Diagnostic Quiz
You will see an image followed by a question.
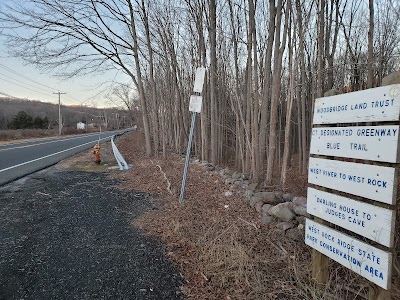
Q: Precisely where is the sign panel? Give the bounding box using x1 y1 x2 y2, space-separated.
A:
189 95 202 113
193 67 206 93
313 84 400 124
308 157 397 205
305 219 393 289
310 125 400 163
307 187 396 247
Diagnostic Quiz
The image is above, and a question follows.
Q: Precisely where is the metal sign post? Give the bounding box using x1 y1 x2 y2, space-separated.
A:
179 67 206 204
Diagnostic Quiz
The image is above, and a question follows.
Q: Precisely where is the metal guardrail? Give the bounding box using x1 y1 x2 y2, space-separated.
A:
111 134 129 170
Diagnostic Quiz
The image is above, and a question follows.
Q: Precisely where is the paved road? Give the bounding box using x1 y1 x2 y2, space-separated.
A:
0 130 126 186
0 167 182 299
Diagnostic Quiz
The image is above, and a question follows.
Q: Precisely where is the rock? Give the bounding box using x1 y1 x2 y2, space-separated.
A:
295 216 306 225
261 215 275 224
232 171 241 180
253 191 280 204
233 180 242 186
224 178 235 185
292 196 307 207
248 182 258 191
382 72 400 85
261 204 273 215
230 180 241 190
286 228 304 241
281 202 295 210
324 89 342 97
244 190 254 200
282 193 294 202
276 222 295 231
269 203 295 222
240 180 250 189
193 159 200 163
205 164 215 171
255 201 264 213
293 205 309 217
222 168 234 176
274 191 284 201
224 191 233 197
250 196 261 207
297 224 305 230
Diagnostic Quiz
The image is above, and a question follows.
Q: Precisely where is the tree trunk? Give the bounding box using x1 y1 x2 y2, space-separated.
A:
209 0 217 165
266 0 289 185
141 0 159 156
127 0 152 156
259 1 276 179
367 0 374 88
281 3 295 186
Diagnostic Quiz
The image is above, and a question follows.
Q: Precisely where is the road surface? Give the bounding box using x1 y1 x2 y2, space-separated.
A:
0 130 126 186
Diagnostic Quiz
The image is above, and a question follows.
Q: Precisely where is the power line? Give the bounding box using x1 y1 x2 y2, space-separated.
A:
0 63 85 105
0 76 56 100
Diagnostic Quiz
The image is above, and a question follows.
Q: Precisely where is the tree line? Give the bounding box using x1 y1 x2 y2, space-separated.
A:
1 0 399 186
8 111 50 130
0 98 134 131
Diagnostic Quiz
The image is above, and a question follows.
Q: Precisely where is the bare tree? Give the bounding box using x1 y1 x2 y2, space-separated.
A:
0 0 153 154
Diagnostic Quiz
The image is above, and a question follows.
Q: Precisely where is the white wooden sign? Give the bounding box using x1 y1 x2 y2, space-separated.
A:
193 67 206 93
310 125 400 163
307 187 396 247
313 84 400 124
305 219 393 289
308 157 397 205
189 95 202 113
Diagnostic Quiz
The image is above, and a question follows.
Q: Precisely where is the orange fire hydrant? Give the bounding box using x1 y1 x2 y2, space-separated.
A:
93 143 101 164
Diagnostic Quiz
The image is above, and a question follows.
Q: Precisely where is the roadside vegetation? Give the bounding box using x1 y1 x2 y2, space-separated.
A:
115 131 400 300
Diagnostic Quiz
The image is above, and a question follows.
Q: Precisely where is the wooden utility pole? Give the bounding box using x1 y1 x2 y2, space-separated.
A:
54 91 66 135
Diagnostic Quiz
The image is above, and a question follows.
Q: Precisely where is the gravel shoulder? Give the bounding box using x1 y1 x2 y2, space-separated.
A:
0 142 182 300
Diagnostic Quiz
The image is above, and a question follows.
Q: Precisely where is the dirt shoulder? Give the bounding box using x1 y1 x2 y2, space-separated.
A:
0 141 182 299
115 131 400 300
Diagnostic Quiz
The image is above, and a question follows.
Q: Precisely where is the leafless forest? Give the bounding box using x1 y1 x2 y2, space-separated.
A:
1 0 399 185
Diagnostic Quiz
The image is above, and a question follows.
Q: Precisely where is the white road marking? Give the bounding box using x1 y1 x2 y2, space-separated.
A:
0 136 111 173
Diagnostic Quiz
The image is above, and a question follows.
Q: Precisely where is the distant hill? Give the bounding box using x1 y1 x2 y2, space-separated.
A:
0 97 133 130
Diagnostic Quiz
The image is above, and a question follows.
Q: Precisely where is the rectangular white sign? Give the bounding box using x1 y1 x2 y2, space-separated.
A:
310 125 400 163
305 219 393 289
313 84 400 124
193 67 206 93
189 95 202 113
308 157 397 205
307 187 396 247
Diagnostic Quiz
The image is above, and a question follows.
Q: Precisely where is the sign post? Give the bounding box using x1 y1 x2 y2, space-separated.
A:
306 84 400 299
179 67 206 204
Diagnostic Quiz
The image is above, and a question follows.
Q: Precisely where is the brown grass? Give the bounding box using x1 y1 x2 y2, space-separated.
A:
0 129 58 142
115 131 400 300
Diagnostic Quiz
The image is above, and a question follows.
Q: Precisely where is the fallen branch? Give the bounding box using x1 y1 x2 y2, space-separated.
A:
238 217 259 231
150 160 173 195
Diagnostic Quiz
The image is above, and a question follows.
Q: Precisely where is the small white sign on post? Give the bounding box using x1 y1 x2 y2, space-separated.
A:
313 84 400 124
305 219 393 289
189 95 202 113
310 125 400 163
308 157 397 205
307 187 396 247
193 67 206 93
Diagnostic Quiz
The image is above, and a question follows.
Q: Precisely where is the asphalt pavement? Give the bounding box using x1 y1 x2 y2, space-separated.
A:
0 130 126 186
0 166 182 299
